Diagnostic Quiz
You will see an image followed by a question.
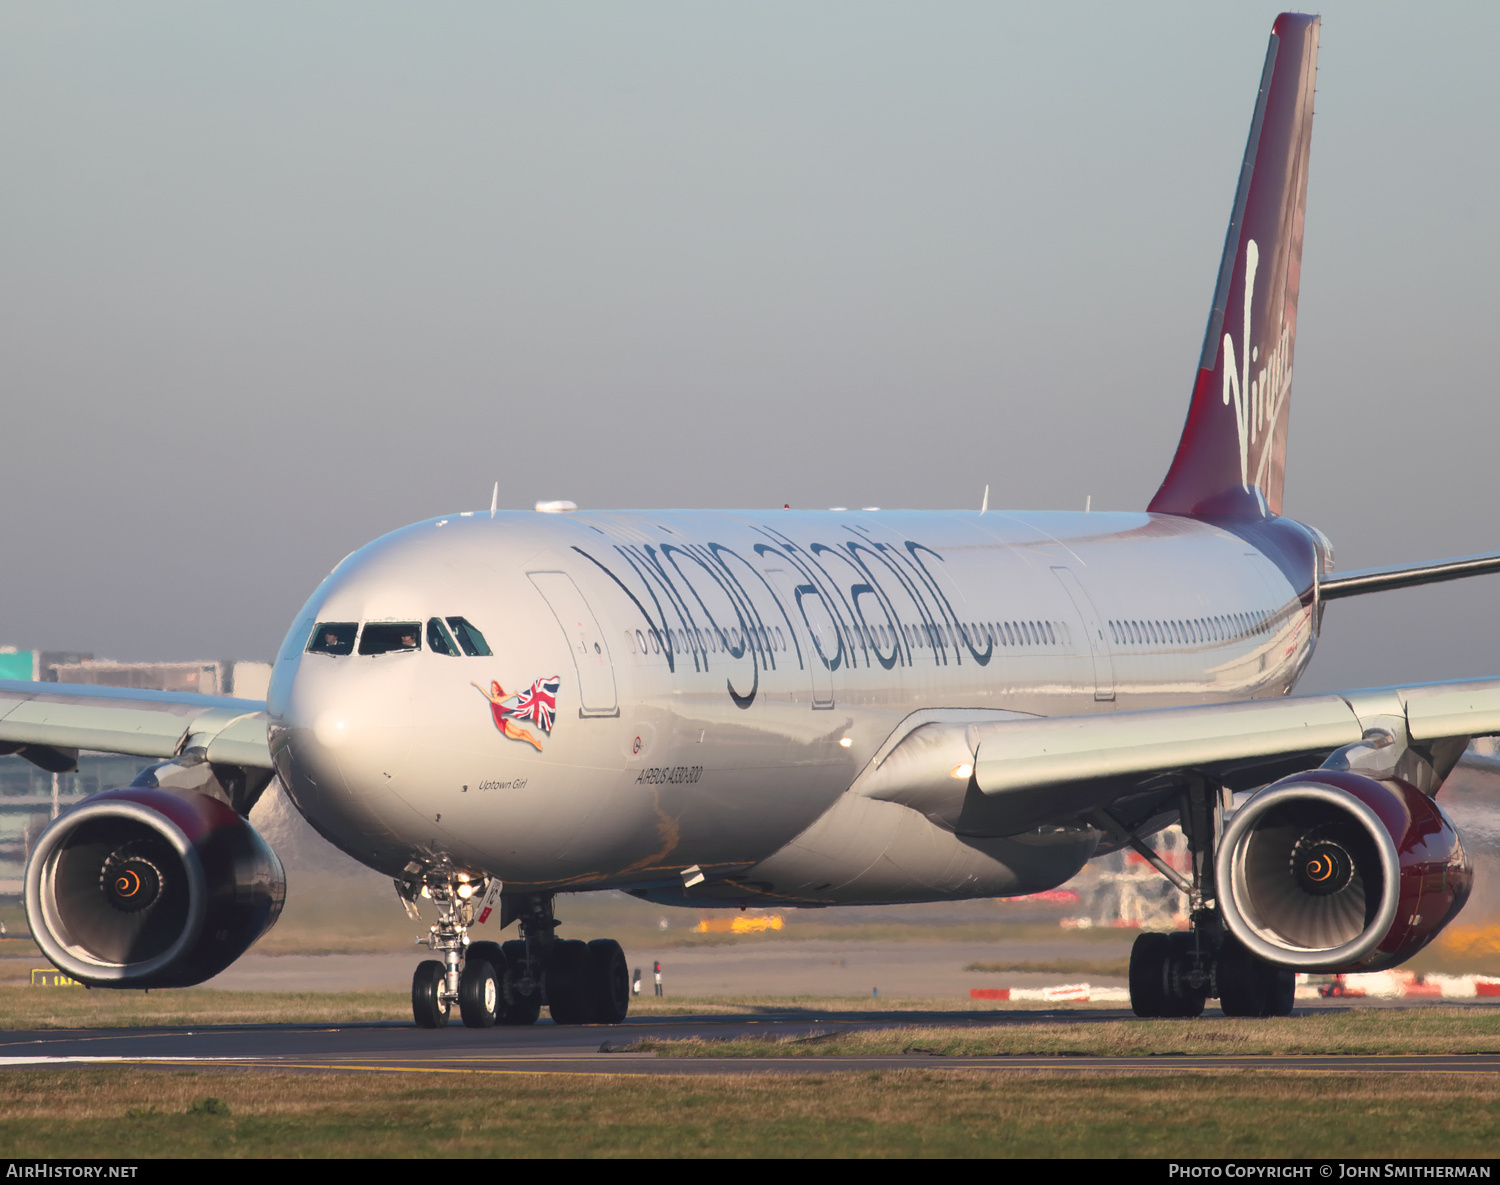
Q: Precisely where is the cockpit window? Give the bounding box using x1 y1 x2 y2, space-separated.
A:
280 617 315 662
446 617 492 656
307 622 357 656
426 617 461 657
359 622 422 656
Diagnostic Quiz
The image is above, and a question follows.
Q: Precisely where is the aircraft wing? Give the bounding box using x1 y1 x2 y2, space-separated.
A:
0 679 272 772
855 678 1500 839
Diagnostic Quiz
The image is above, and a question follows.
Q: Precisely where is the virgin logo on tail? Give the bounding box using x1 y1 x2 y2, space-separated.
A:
1222 238 1293 491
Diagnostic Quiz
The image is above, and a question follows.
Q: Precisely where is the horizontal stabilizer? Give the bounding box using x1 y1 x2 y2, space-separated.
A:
1320 552 1500 600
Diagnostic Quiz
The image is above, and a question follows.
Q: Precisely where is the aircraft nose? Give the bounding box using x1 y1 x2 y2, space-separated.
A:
269 653 419 869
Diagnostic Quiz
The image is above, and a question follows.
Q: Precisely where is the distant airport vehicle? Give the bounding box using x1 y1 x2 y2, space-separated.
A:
5 13 1496 1024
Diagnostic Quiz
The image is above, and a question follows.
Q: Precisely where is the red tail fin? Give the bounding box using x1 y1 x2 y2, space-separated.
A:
1150 13 1319 519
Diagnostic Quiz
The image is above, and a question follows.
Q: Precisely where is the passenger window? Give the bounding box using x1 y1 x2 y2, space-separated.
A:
427 618 461 657
307 622 358 656
359 622 421 656
446 617 493 657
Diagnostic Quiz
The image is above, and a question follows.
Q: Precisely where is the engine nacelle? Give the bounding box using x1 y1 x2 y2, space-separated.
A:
25 788 285 988
1217 770 1471 973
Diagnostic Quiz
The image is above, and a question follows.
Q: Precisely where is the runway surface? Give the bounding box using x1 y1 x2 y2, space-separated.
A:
3 1006 1499 1077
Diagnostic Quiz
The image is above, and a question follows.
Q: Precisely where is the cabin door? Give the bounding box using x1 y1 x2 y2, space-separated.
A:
528 570 620 717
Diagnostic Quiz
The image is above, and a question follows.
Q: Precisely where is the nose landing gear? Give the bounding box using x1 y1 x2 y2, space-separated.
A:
398 872 632 1029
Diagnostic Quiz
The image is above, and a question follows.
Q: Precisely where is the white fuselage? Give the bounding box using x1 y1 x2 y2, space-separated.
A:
266 508 1319 906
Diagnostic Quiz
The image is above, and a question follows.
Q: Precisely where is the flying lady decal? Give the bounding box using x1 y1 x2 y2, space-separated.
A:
473 676 560 752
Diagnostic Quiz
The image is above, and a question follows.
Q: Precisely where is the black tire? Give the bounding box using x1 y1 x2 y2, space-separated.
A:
459 956 500 1029
1129 932 1171 1017
588 938 630 1024
547 938 594 1025
1165 932 1207 1018
1262 962 1296 1017
500 939 541 1026
469 940 506 974
1217 934 1269 1017
412 959 450 1029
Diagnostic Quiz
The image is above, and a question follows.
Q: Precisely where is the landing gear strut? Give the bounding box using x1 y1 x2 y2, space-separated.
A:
1107 782 1295 1019
397 871 631 1029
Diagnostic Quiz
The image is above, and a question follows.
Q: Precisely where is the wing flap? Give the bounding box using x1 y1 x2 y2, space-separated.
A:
1401 681 1500 741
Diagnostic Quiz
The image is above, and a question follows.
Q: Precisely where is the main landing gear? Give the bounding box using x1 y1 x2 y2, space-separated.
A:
400 873 630 1029
1103 781 1294 1019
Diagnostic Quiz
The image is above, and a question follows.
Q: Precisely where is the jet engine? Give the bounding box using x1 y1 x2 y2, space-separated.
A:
1216 770 1471 973
25 788 285 988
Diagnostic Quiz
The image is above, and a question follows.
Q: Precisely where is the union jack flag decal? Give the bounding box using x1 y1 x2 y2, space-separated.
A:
504 675 560 734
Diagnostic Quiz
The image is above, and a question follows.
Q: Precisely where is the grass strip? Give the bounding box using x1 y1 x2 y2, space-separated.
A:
632 1007 1500 1058
0 1066 1494 1158
0 987 410 1029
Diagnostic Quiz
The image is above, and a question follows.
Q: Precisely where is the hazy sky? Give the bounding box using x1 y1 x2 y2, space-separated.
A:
2 3 1498 694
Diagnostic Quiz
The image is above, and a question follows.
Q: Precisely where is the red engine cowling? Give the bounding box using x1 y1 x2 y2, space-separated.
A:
1216 770 1471 973
25 788 285 988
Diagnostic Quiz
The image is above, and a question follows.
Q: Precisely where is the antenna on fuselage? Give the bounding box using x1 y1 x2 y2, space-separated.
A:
490 483 498 519
980 485 989 515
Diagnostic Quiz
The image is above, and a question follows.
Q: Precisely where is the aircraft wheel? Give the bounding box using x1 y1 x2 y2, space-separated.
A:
588 938 630 1024
1262 963 1296 1017
500 939 542 1026
547 939 595 1025
1165 932 1206 1018
1129 932 1171 1017
1217 935 1271 1017
412 959 450 1029
468 940 506 973
459 956 500 1029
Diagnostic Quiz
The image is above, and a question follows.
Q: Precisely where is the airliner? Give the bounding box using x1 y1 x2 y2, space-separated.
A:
6 13 1498 1026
